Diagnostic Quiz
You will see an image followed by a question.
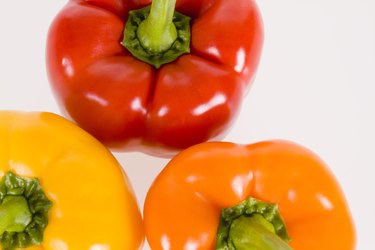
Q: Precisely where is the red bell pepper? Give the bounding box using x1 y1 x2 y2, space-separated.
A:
46 0 263 156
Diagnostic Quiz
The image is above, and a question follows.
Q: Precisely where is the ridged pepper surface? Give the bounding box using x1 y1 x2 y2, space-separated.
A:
46 0 263 156
0 111 144 249
144 140 355 249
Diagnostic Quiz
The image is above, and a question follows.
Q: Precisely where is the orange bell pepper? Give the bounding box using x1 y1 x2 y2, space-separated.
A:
144 140 355 249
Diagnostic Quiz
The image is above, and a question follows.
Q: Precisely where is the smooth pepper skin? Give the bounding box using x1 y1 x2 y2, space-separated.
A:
144 140 356 249
46 0 263 157
0 111 144 249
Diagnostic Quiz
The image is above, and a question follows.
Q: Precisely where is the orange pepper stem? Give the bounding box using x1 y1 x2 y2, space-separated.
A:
0 172 52 249
227 214 292 250
215 197 291 250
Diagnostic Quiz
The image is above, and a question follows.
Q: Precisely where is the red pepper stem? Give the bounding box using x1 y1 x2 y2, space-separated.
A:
137 0 178 53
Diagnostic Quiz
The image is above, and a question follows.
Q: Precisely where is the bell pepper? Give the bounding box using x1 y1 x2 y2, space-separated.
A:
46 0 263 156
144 140 356 249
0 111 144 249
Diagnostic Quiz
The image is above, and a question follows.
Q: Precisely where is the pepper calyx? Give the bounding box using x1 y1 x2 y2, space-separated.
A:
0 172 52 250
122 5 191 68
215 197 292 250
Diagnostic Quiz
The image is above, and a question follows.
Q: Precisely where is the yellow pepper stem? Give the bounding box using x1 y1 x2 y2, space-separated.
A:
0 196 32 235
0 172 52 249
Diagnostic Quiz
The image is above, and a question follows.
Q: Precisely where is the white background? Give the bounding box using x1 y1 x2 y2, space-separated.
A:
0 1 374 249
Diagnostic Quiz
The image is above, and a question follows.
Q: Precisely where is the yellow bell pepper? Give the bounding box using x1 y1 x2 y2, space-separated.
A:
0 111 144 249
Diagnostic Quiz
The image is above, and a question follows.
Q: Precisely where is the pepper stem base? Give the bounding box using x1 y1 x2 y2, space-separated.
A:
215 197 292 250
229 214 292 250
122 6 191 68
0 172 52 250
0 196 32 235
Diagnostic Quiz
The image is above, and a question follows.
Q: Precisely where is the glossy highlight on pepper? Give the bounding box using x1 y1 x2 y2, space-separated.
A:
144 140 356 249
0 111 144 249
46 0 264 156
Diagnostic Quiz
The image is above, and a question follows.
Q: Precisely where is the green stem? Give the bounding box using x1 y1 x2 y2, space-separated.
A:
215 197 292 250
0 172 52 250
0 196 32 235
122 1 191 68
137 0 178 53
229 214 292 250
